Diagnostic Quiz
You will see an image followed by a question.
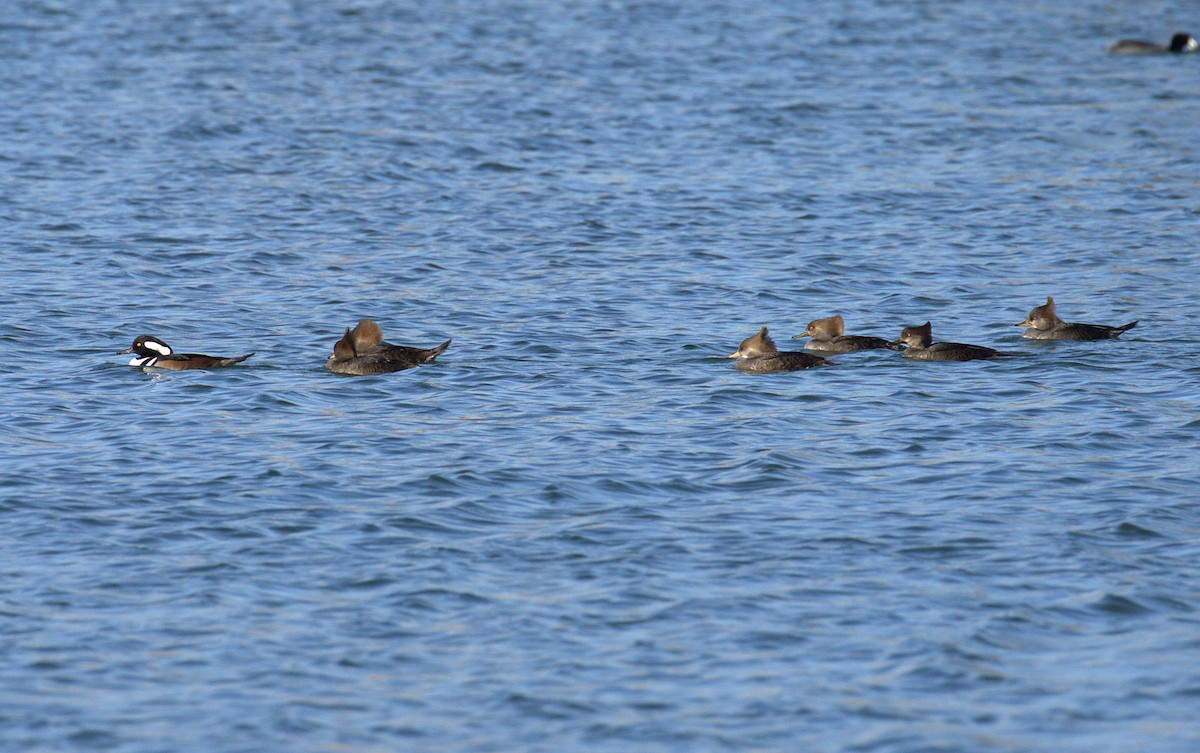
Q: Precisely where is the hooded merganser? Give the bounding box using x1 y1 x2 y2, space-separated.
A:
119 335 253 370
792 314 900 353
326 319 451 375
1015 296 1138 341
727 327 830 372
893 322 1003 361
1109 32 1198 54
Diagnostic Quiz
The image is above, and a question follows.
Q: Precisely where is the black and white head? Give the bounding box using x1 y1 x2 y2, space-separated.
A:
1169 32 1198 53
119 335 173 366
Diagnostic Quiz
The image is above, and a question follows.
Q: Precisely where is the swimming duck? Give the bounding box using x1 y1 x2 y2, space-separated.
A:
893 322 1003 361
728 327 830 372
1109 32 1197 54
1015 297 1138 340
119 335 253 370
326 319 451 375
792 314 900 353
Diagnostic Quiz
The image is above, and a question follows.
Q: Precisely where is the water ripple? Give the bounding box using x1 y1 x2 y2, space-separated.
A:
2 1 1199 752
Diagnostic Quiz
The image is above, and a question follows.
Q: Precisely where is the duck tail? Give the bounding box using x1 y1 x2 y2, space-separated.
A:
1112 320 1138 337
222 353 254 366
421 340 451 363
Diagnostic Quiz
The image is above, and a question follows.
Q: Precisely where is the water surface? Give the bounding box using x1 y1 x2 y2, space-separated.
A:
2 1 1199 751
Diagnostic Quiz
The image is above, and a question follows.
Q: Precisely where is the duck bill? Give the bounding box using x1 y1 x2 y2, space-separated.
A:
889 340 907 349
118 347 134 354
1014 321 1032 327
726 351 741 359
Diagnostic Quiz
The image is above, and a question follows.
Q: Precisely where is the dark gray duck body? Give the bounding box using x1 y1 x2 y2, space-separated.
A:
729 327 830 372
894 322 1003 362
1016 297 1137 341
326 319 450 375
793 315 900 354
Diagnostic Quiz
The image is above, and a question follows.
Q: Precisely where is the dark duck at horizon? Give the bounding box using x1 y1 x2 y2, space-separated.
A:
1109 32 1197 54
120 335 253 370
893 322 1004 361
728 327 830 372
1015 297 1137 341
792 314 901 353
326 319 451 375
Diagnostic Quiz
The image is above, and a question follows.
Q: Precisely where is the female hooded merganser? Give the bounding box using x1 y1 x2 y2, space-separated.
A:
326 319 451 375
1109 32 1198 54
1015 297 1138 340
893 322 1003 361
119 335 253 370
728 327 830 372
792 314 900 353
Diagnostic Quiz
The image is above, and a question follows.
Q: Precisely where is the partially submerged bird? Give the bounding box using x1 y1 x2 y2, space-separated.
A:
792 314 900 354
727 327 830 372
119 335 253 370
893 322 1003 361
326 319 451 375
1109 32 1198 54
1015 296 1137 341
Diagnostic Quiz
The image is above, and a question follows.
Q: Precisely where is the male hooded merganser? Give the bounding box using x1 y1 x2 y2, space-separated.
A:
1109 32 1198 54
792 314 900 353
1015 296 1138 341
119 335 253 370
326 319 451 375
893 322 1003 361
728 327 830 372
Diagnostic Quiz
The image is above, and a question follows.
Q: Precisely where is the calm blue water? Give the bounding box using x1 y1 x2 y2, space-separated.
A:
2 1 1199 751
